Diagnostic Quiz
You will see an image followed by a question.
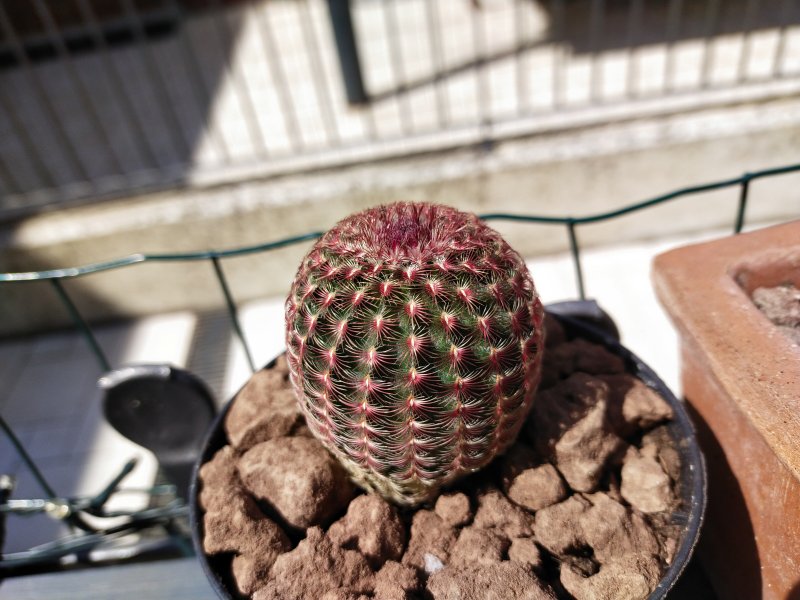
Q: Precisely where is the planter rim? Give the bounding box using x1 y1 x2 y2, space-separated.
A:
190 311 707 600
652 220 800 481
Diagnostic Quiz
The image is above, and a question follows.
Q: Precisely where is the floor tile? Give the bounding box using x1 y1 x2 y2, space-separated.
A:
0 339 33 411
1 357 101 425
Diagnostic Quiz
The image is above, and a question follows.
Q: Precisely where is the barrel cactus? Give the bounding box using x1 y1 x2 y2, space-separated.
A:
285 202 544 506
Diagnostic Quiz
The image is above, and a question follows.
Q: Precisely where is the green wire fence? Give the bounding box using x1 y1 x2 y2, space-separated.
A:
2 162 799 376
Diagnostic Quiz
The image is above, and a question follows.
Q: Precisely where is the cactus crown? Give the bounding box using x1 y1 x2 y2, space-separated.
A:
285 202 544 505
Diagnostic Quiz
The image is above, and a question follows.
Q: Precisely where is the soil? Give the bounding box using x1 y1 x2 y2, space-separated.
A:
198 314 683 600
752 284 800 345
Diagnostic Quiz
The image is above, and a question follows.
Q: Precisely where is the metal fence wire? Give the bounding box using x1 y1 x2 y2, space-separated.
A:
0 0 799 217
1 161 799 374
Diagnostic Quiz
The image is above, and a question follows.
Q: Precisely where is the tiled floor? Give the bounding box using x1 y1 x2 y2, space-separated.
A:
0 225 735 554
0 313 195 553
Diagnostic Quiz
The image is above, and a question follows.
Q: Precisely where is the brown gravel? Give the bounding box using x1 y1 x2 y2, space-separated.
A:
224 367 304 453
427 562 557 599
373 561 421 600
526 373 612 457
449 526 509 565
197 446 241 512
198 323 686 600
202 493 289 558
620 446 675 514
561 554 662 600
232 553 282 597
434 492 472 527
472 488 535 539
501 444 568 511
642 426 681 483
508 536 543 569
328 494 407 568
579 493 660 563
252 527 374 600
401 509 458 572
238 436 356 529
599 374 674 436
554 398 626 493
533 495 591 556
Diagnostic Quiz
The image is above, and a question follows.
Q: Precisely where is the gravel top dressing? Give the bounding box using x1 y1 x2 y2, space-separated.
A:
198 313 685 600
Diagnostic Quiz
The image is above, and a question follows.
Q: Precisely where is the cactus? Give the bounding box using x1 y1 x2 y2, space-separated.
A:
285 202 544 505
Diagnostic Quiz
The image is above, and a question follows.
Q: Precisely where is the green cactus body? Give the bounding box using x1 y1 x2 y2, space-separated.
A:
285 203 544 505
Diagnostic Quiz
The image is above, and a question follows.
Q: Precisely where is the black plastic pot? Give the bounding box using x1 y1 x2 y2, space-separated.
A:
190 306 706 600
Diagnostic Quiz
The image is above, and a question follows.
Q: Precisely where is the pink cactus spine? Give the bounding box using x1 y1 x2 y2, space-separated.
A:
285 202 544 505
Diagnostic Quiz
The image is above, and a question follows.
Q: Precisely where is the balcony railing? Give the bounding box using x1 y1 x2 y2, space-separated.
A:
0 0 799 219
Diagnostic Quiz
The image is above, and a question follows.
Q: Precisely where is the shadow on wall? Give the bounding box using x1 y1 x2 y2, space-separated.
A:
0 0 245 210
4 0 800 209
546 0 800 54
366 0 800 104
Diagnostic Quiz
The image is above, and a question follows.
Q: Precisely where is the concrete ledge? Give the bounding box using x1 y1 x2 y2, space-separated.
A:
2 94 800 336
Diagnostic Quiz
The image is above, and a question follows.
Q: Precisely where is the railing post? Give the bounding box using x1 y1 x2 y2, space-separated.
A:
567 220 586 301
326 0 368 105
50 279 111 372
211 257 256 374
0 416 57 498
734 175 751 234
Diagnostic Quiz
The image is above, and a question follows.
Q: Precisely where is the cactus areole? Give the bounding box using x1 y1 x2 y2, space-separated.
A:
285 203 544 506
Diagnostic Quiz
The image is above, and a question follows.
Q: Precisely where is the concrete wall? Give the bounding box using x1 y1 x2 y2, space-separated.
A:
2 94 799 337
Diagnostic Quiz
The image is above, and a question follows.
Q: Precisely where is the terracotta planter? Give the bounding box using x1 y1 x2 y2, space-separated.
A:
652 220 800 600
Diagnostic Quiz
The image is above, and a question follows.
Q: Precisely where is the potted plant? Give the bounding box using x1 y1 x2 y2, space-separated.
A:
192 203 705 599
652 220 800 600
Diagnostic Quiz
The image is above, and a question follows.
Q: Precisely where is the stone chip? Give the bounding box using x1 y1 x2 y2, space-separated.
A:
328 494 407 569
426 562 557 600
238 436 356 529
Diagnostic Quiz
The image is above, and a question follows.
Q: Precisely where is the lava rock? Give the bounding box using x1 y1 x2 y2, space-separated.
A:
253 527 374 600
426 562 557 599
238 436 356 529
328 494 407 568
502 444 567 512
232 553 280 597
225 367 303 452
620 446 675 514
508 536 543 570
198 445 241 512
561 554 662 600
373 561 421 600
449 526 509 565
599 374 674 436
202 493 290 558
434 492 472 527
401 510 458 571
526 373 610 457
473 489 534 538
554 398 626 493
533 495 591 556
579 493 660 563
